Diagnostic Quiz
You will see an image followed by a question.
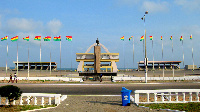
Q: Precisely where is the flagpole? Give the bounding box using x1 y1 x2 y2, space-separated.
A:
162 37 164 81
6 42 8 77
60 40 61 76
28 40 29 80
182 40 184 68
17 41 18 76
191 35 194 72
152 37 154 70
50 36 52 76
132 37 134 69
40 41 41 62
123 39 125 75
172 39 174 80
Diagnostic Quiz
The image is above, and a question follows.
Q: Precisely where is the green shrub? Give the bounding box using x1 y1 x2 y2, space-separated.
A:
0 85 22 105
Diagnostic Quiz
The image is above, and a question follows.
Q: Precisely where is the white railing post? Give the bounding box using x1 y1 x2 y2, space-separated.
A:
41 97 44 106
154 93 157 102
147 93 149 103
196 92 199 101
189 92 192 102
183 92 185 102
13 100 16 105
48 97 51 105
169 92 171 102
20 96 23 105
27 96 30 105
34 97 37 105
0 95 1 105
5 98 9 105
134 92 139 103
161 93 164 102
176 92 178 102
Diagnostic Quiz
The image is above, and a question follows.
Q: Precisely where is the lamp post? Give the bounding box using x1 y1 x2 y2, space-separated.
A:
141 11 148 83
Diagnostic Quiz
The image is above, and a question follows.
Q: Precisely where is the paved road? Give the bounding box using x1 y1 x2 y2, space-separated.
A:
0 82 199 95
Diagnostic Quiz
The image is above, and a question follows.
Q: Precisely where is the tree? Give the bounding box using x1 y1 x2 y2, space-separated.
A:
0 85 22 105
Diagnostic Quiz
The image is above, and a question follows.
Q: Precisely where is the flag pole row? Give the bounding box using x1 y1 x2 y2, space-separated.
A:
1 36 73 41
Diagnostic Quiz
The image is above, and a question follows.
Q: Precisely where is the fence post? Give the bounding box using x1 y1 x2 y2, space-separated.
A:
154 93 157 102
41 97 44 106
176 92 178 102
27 96 30 105
183 92 185 102
169 92 171 102
48 97 51 105
196 92 199 101
0 95 1 105
189 92 192 102
161 93 164 102
34 97 37 105
13 100 16 105
20 96 23 105
134 92 139 103
147 93 149 103
5 98 9 105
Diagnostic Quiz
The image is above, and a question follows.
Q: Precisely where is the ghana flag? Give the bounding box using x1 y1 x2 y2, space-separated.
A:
120 36 124 41
53 36 61 41
190 34 192 40
180 36 183 41
34 36 41 41
11 36 18 42
140 36 144 41
129 36 133 41
66 36 72 41
43 36 51 41
23 36 29 41
161 36 162 40
1 36 8 41
149 36 153 40
170 36 172 40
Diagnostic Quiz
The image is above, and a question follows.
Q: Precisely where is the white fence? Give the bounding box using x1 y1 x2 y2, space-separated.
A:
114 76 200 81
134 89 200 105
0 93 66 106
0 77 83 82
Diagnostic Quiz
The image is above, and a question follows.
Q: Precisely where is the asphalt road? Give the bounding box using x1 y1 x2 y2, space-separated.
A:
0 82 199 95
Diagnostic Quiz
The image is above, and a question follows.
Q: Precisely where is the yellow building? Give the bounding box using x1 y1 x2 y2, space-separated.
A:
76 43 119 72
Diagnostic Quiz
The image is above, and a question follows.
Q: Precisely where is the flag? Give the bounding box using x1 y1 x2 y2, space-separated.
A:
120 36 124 41
23 36 29 41
43 36 51 41
34 36 41 41
170 36 172 40
1 36 8 41
53 36 61 41
66 36 72 41
180 36 183 41
161 36 162 40
140 36 144 41
149 36 153 40
11 36 18 42
129 36 133 41
190 34 192 40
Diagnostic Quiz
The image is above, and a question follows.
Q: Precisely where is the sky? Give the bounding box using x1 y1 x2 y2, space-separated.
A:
0 0 200 69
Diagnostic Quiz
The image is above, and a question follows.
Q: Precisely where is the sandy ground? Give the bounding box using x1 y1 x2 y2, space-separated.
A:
34 96 168 112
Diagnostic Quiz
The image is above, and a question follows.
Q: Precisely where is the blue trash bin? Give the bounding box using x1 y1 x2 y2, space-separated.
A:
121 87 132 106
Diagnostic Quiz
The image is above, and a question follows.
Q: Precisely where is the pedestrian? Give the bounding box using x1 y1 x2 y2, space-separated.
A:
14 73 17 83
8 73 13 83
100 74 103 82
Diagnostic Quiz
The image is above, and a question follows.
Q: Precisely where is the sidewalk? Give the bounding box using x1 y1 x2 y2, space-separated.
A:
34 96 167 112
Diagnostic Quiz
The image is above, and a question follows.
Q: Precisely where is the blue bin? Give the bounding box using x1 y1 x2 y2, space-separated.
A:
121 87 132 106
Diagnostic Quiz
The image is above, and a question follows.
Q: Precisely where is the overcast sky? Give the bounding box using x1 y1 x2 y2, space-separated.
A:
0 0 200 69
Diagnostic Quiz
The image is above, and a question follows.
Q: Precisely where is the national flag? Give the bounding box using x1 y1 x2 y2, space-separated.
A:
120 36 124 41
66 36 72 41
161 36 162 40
170 36 172 40
34 36 41 41
129 36 133 41
23 36 29 41
53 36 61 41
11 36 18 42
140 36 144 41
190 35 192 40
180 36 183 41
43 36 51 41
149 36 153 40
1 36 8 41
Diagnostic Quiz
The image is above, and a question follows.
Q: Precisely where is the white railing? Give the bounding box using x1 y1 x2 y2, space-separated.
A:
134 89 200 105
114 76 200 81
0 93 66 106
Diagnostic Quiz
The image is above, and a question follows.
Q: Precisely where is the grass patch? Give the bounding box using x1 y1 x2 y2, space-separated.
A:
0 105 56 112
139 102 200 112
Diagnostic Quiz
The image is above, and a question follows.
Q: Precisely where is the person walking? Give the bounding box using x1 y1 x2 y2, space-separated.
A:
100 74 103 82
8 73 13 83
14 73 17 83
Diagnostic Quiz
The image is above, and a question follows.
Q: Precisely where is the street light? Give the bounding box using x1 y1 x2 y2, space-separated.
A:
141 11 148 83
